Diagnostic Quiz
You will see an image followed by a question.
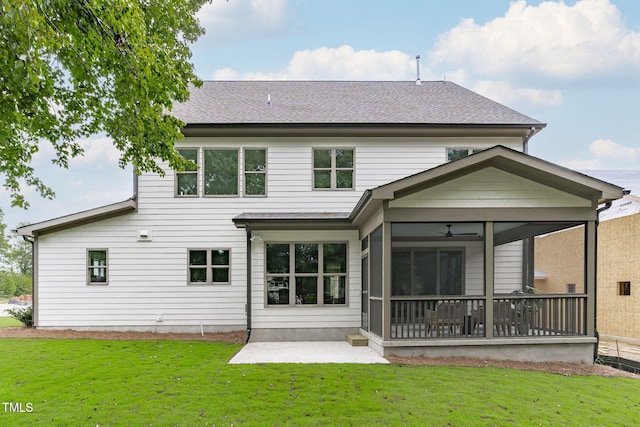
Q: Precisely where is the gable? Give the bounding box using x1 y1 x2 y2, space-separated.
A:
388 167 594 209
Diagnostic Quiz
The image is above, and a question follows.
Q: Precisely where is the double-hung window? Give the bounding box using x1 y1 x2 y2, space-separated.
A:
87 249 108 285
244 148 267 196
313 148 354 189
176 148 199 196
188 249 230 285
266 243 347 306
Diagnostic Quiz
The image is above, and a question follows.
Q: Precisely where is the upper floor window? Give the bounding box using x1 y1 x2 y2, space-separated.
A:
204 149 239 196
176 148 198 197
87 249 108 285
188 249 230 285
244 148 267 196
447 148 484 162
619 281 631 296
313 148 354 190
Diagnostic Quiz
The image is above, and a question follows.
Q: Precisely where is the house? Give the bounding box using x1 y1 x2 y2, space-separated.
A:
17 81 624 363
535 178 640 362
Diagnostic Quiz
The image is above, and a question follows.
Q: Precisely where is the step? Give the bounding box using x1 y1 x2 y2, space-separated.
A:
346 334 368 347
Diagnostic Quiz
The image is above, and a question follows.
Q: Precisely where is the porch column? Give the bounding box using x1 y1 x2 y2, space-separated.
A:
382 221 392 341
485 221 494 338
585 220 596 336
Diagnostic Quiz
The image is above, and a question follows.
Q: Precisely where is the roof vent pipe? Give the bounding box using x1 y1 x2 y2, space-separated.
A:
415 55 421 85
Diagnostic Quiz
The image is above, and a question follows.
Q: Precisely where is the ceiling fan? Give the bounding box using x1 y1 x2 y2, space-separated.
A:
439 224 478 238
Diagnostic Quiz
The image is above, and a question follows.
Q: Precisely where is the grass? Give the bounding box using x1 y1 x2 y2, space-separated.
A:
0 339 638 426
0 317 23 328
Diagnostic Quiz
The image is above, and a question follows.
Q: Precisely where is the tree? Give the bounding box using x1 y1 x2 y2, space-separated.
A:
0 0 208 208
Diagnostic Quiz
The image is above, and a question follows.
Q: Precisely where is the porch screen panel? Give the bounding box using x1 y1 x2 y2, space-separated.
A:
361 255 369 330
370 226 383 298
370 299 383 337
440 250 463 295
415 250 437 295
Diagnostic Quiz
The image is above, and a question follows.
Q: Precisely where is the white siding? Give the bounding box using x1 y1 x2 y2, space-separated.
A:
35 136 523 330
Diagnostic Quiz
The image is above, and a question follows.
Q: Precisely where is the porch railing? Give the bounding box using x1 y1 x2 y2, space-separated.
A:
390 294 587 339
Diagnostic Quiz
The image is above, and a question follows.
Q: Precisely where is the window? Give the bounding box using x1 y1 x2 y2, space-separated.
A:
266 242 347 306
204 149 238 196
188 249 230 285
567 283 576 294
313 148 354 189
87 249 108 285
176 148 198 196
392 248 464 296
244 149 267 196
619 281 631 296
447 148 484 162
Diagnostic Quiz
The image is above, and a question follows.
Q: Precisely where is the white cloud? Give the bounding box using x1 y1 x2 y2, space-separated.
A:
69 136 121 167
212 45 420 80
589 139 640 160
473 79 563 108
196 0 294 46
430 0 640 82
559 139 640 170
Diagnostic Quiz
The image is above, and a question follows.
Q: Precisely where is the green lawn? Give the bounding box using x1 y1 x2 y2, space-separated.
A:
0 339 637 426
0 317 23 328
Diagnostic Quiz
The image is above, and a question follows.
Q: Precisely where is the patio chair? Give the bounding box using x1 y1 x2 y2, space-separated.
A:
471 301 517 336
425 302 465 337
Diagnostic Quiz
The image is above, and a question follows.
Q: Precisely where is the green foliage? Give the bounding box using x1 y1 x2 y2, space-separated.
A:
0 339 639 425
5 305 32 327
0 0 208 208
0 271 32 298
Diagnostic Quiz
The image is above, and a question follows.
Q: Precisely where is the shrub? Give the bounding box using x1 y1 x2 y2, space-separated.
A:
6 305 33 327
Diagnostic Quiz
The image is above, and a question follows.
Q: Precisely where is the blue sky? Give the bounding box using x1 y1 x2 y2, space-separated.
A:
2 0 640 229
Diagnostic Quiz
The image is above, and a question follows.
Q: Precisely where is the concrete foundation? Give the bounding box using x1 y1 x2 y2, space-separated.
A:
249 327 359 342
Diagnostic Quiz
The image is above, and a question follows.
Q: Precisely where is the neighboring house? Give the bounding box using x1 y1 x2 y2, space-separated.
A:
535 179 640 362
17 81 624 363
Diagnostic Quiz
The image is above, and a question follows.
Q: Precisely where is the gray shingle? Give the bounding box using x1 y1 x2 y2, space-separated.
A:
170 81 544 126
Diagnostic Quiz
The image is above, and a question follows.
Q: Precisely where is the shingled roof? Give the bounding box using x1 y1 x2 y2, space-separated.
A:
170 81 545 127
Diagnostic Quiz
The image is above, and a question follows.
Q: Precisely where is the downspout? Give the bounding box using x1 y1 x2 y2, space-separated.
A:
593 200 614 362
21 235 35 328
522 126 539 154
245 225 252 343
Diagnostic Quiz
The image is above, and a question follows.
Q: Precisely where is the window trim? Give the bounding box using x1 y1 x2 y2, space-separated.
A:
312 148 355 191
87 249 109 285
243 148 268 197
203 148 240 198
187 248 231 285
175 147 200 198
618 281 631 296
265 242 349 307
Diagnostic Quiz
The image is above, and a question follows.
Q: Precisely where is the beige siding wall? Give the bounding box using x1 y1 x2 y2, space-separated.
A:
535 214 640 339
534 226 585 294
597 213 640 338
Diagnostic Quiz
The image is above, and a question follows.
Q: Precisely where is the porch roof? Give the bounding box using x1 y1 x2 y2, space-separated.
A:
233 212 353 230
350 145 625 224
